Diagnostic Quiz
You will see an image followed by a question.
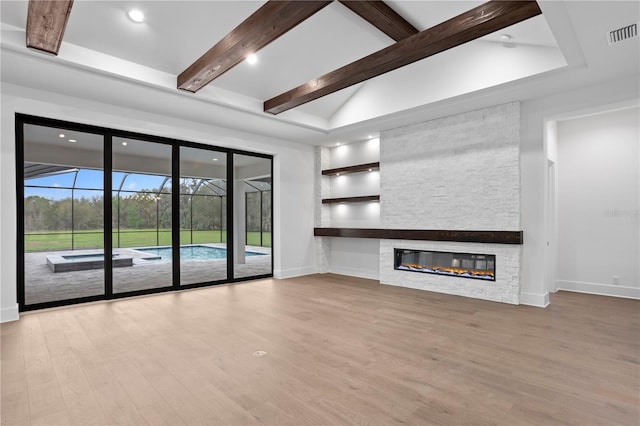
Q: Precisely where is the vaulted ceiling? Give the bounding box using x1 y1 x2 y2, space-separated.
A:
1 1 638 145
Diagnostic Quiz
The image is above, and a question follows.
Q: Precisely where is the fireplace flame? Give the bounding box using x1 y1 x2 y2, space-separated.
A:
399 263 495 280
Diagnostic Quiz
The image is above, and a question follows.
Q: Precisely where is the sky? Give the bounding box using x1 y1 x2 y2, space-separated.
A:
24 169 169 200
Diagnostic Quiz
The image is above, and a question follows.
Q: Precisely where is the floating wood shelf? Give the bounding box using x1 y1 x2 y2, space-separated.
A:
322 162 380 176
314 228 523 245
321 195 380 204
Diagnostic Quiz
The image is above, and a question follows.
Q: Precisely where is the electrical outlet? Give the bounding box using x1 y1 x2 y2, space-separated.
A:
612 275 620 285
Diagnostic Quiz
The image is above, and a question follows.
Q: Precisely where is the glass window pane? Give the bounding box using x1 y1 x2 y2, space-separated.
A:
233 154 272 279
262 190 272 246
24 169 77 188
112 138 173 294
74 169 104 190
23 123 105 305
120 173 168 193
246 192 261 245
73 189 105 250
180 147 227 285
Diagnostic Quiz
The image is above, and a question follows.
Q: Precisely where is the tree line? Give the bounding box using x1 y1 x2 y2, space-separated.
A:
24 188 271 233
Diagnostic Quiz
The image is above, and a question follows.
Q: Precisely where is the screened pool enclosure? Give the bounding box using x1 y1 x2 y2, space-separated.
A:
18 115 273 310
24 166 271 252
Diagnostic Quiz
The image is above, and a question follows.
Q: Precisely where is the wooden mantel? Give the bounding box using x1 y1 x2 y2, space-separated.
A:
314 228 523 245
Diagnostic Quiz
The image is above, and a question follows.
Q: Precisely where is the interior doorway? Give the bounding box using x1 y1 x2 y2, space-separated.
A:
545 106 639 300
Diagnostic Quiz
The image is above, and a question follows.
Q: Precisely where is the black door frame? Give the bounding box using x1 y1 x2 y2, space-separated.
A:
16 113 274 312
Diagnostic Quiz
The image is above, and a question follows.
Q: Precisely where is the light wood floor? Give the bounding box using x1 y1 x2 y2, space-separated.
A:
2 274 639 425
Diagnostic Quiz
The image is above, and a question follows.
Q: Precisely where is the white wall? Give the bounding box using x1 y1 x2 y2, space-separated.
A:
320 77 639 307
330 38 566 128
314 77 639 304
519 75 639 307
315 138 381 280
0 83 317 322
329 201 381 228
556 107 639 298
327 238 380 280
328 140 381 230
330 172 380 199
330 139 379 168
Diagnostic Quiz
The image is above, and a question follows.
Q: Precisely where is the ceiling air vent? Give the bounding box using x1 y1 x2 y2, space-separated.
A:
608 22 638 45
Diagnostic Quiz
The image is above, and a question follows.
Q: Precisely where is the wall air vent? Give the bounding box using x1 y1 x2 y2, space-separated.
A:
608 23 638 45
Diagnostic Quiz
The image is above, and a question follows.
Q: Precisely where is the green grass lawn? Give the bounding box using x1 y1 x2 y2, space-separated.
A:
25 229 271 252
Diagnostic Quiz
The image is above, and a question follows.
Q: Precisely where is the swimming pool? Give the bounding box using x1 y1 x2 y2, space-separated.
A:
136 245 265 262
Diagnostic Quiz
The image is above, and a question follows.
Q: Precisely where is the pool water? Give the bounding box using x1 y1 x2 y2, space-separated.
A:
137 245 265 262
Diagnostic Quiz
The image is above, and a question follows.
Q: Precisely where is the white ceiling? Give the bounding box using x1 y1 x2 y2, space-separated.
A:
1 1 639 146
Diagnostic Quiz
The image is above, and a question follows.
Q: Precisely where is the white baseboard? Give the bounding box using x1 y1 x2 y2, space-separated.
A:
557 280 640 299
274 266 317 279
520 291 550 307
329 266 379 281
1 304 19 323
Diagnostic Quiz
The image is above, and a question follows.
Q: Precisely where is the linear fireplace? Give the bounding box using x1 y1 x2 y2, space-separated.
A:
394 248 496 281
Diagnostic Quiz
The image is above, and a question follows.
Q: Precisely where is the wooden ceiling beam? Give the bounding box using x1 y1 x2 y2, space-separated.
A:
26 0 74 55
264 0 542 115
178 0 332 93
338 0 419 42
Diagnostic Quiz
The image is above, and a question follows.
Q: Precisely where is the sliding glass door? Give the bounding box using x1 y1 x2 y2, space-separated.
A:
180 147 228 285
17 115 273 311
22 124 105 305
233 154 272 279
112 137 174 293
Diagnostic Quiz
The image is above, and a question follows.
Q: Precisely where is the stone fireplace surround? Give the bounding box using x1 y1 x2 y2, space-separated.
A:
378 102 521 304
314 102 522 304
381 239 520 304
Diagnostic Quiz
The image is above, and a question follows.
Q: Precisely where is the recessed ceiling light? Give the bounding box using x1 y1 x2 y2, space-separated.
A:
500 34 512 40
336 142 341 146
246 53 258 65
68 139 77 143
58 133 65 138
212 158 218 161
127 9 145 23
368 135 373 139
122 141 128 146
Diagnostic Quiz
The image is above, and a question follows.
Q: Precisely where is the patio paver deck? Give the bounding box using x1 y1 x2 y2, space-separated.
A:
24 244 271 305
